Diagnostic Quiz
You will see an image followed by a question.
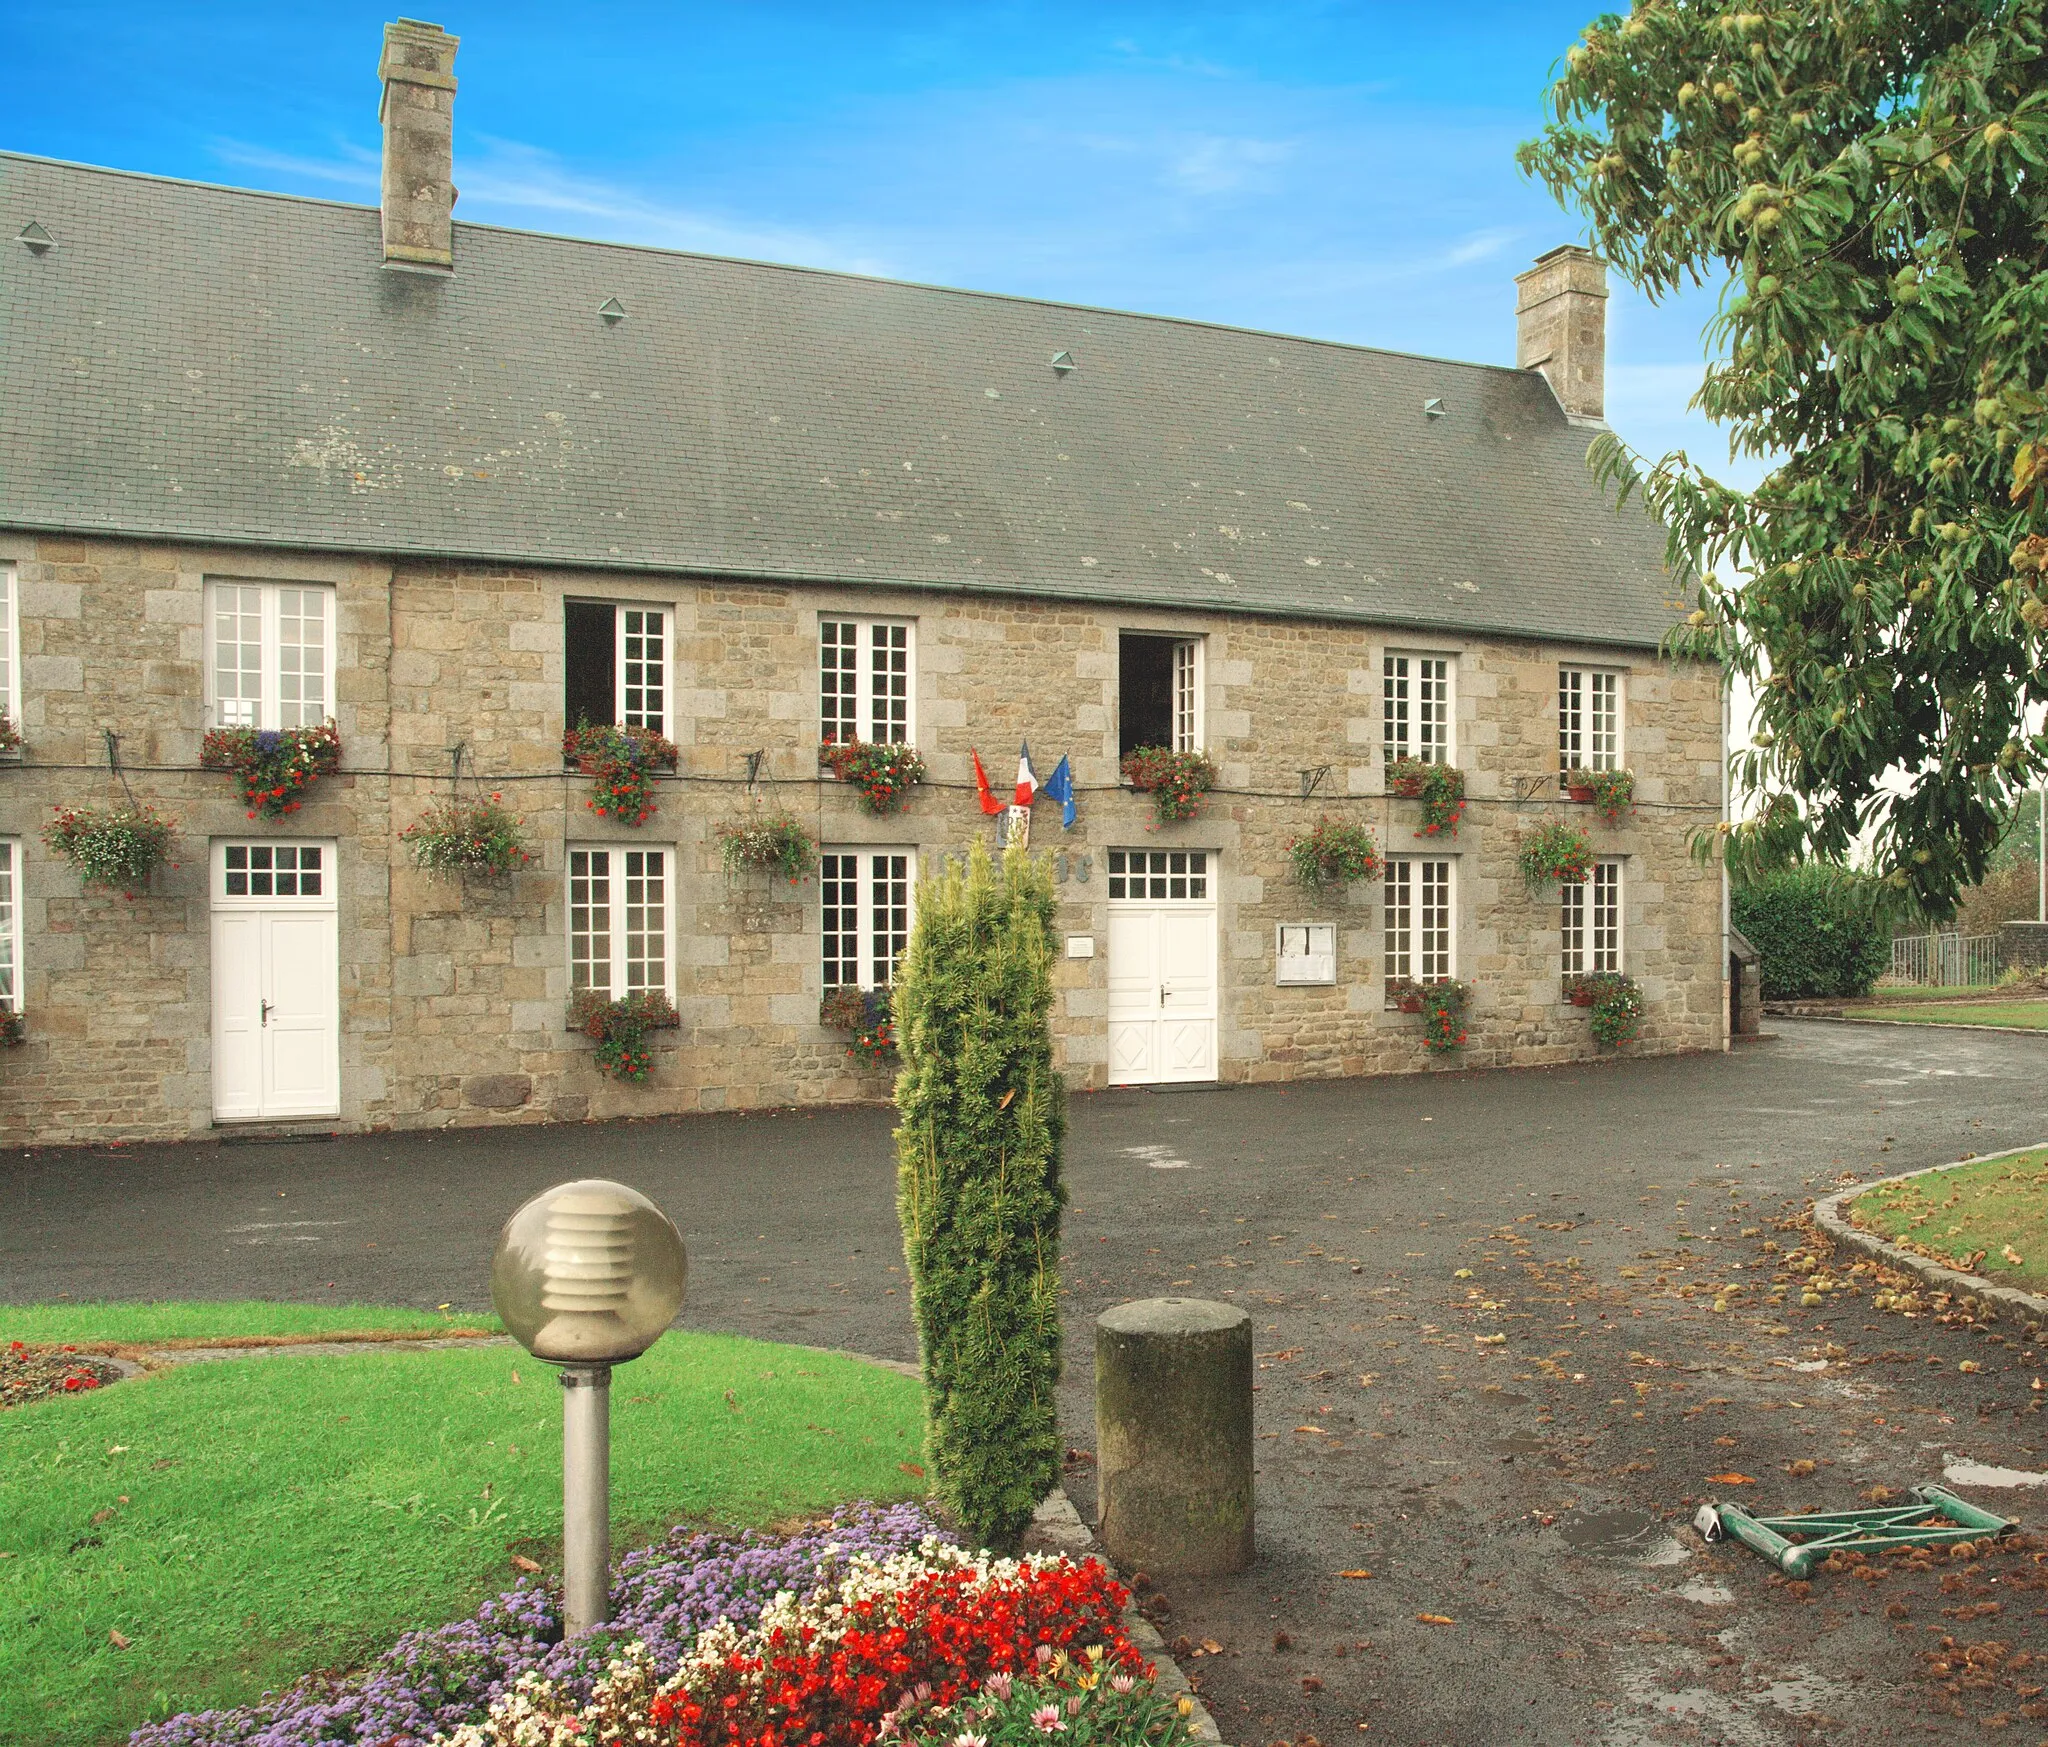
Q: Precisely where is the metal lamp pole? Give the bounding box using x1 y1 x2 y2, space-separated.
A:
490 1179 687 1638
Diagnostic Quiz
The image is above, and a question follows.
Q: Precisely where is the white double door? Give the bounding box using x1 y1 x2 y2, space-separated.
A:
1107 850 1218 1085
211 842 340 1121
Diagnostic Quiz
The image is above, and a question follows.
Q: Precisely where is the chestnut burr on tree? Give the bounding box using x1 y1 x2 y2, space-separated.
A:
1520 0 2048 912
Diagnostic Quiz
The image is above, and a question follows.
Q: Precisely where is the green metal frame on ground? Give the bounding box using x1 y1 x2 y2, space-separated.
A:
1701 1485 2014 1579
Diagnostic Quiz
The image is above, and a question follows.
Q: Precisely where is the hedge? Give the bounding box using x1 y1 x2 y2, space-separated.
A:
1730 865 1890 1001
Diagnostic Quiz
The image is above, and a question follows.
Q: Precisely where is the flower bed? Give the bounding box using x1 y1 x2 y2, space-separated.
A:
1385 759 1465 837
1286 817 1381 893
821 740 928 815
565 724 681 826
1561 766 1635 825
400 794 535 880
455 1541 1168 1747
43 803 177 895
571 990 680 1081
1120 746 1218 824
200 723 342 819
128 1505 943 1747
3 1339 117 1408
717 814 818 884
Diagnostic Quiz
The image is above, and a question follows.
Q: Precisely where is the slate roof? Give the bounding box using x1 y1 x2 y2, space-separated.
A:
0 152 1683 650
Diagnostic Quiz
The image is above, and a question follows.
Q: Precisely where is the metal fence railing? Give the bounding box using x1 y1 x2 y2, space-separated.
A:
1889 932 2002 988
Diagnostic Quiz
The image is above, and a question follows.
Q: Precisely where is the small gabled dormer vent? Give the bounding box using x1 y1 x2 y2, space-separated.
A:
1050 350 1076 375
1423 397 1446 420
598 297 627 326
17 222 54 257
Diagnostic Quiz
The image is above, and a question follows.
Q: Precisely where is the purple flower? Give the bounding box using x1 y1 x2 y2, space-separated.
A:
128 1503 947 1747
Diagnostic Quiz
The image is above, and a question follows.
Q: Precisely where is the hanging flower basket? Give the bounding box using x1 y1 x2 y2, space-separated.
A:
716 814 818 884
571 989 680 1082
1561 767 1636 825
201 722 342 820
1287 817 1382 892
819 740 927 815
564 723 680 826
1121 745 1219 824
1389 977 1472 1052
1386 758 1466 836
820 985 897 1066
43 804 177 895
400 793 535 880
1518 820 1594 889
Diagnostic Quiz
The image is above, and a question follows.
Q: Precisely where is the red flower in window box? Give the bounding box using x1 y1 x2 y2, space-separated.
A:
565 723 679 826
820 740 927 816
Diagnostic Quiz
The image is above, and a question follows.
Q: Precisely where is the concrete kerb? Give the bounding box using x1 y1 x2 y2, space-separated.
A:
1790 1014 2048 1036
1811 1139 2048 1324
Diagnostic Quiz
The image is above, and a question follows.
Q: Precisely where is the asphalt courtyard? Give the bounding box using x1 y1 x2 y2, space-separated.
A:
7 1018 2048 1745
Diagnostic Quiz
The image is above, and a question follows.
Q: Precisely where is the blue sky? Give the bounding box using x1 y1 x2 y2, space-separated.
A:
5 2 1762 488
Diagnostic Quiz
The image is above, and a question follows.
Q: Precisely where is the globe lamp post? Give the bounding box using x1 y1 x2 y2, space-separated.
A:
491 1178 687 1636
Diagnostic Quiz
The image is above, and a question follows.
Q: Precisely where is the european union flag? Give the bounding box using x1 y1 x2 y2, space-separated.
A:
1041 754 1077 829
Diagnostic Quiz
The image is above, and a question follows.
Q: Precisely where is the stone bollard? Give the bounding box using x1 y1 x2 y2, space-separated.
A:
1095 1297 1253 1576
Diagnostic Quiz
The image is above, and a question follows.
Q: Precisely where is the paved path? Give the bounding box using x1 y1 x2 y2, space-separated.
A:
7 1020 2048 1744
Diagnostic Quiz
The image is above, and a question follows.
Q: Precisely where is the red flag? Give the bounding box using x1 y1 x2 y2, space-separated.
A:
970 748 1003 815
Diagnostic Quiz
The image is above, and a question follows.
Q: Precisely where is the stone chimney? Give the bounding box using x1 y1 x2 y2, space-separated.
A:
378 19 459 274
1515 245 1607 424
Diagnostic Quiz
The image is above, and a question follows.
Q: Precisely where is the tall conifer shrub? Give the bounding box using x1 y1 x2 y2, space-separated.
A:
893 839 1066 1550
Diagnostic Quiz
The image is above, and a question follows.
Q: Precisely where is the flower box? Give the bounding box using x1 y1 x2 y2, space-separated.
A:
1566 783 1596 804
1384 758 1466 836
563 724 680 826
1120 745 1219 824
819 739 927 816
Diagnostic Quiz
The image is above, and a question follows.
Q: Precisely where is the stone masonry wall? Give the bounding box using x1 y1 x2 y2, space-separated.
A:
0 530 1725 1143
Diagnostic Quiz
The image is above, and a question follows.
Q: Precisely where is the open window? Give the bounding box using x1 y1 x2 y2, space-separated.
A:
565 601 670 738
1118 634 1201 759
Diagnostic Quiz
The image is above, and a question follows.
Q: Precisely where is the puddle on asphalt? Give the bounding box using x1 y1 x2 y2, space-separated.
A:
1493 1433 1549 1456
1120 1145 1193 1170
1558 1509 1688 1565
1675 1577 1734 1605
1944 1456 2048 1487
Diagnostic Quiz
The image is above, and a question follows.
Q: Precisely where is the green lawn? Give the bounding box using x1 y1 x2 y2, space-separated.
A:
1855 1000 2048 1029
1846 1148 2048 1287
0 1305 925 1747
8 1299 498 1345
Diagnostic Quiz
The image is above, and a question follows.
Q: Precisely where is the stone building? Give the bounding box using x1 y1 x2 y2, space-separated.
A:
0 21 1724 1145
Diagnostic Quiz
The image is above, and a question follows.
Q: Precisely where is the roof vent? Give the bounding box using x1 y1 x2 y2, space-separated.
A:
598 297 627 326
1423 397 1446 419
17 222 54 256
1050 350 1076 375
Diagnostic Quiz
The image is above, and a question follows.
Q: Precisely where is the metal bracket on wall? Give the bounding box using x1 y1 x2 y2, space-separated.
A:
1299 764 1332 799
744 749 765 792
448 743 467 787
1513 773 1557 803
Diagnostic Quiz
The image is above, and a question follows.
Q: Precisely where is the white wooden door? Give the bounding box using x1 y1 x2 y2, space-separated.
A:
211 842 339 1121
1106 849 1217 1084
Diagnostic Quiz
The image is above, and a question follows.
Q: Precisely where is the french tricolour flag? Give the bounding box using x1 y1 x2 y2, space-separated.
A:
1013 743 1038 807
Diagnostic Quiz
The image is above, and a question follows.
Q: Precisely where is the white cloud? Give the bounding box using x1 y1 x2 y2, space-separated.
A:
1164 134 1294 194
210 138 377 190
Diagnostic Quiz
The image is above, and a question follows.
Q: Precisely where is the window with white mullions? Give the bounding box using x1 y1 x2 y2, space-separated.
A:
1107 849 1210 902
1558 667 1623 773
564 602 671 738
0 840 19 1011
819 619 914 745
1118 634 1203 757
1562 860 1623 977
568 847 671 998
821 850 914 988
1384 857 1454 995
208 582 333 730
221 844 325 900
1382 653 1453 764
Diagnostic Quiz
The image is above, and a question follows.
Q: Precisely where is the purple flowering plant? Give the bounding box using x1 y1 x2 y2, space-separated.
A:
128 1502 945 1747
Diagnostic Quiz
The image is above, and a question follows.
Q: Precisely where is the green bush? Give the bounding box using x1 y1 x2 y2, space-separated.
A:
893 840 1066 1550
1731 865 1890 1000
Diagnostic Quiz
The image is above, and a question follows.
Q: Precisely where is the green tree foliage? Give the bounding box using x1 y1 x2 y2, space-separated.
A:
1520 0 2048 913
893 840 1066 1550
1731 865 1892 997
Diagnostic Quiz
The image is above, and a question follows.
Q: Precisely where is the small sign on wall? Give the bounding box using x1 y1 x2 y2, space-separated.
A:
1276 923 1337 986
1066 935 1097 960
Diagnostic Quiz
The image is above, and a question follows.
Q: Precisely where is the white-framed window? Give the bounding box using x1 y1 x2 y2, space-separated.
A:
1559 666 1623 772
207 581 335 729
568 846 672 999
820 618 914 746
0 563 18 731
1384 857 1454 994
0 840 19 1011
1107 848 1211 902
1382 652 1453 765
216 841 330 903
1118 633 1203 757
1562 859 1623 978
565 601 671 738
821 848 915 988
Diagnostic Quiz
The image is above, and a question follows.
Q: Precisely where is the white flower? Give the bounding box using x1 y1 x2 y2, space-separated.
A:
1031 1703 1067 1733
